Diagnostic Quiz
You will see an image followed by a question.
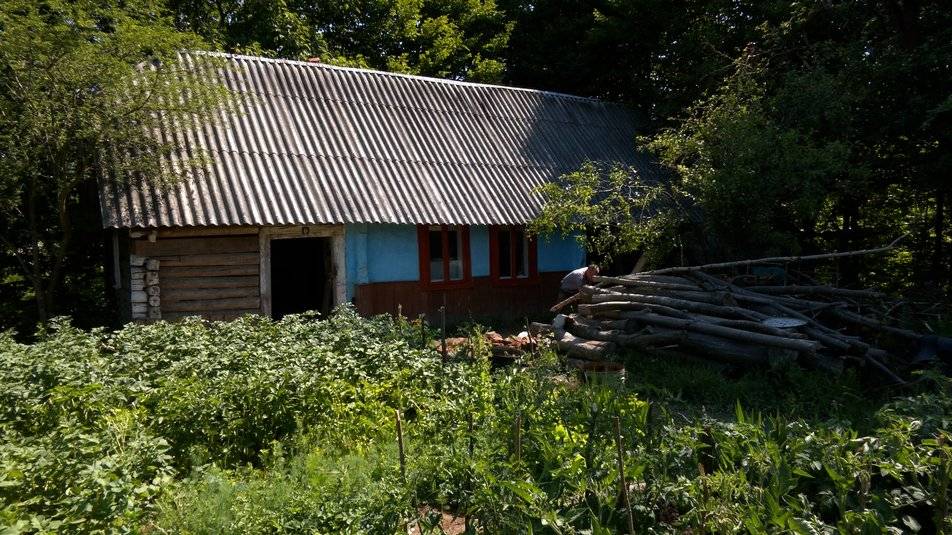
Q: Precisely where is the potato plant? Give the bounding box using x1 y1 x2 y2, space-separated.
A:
0 307 949 533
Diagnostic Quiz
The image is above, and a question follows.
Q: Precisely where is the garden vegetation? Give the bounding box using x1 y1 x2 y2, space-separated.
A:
1 308 949 533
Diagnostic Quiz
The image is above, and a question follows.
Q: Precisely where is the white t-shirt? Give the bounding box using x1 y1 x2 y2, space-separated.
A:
560 267 589 293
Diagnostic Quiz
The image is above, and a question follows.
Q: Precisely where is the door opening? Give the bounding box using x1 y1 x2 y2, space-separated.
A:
270 237 332 319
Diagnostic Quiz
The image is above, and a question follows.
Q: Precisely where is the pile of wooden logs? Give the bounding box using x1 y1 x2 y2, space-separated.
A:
550 242 942 384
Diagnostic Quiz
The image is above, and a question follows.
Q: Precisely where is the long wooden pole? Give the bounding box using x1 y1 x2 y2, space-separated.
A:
395 409 406 480
419 313 426 347
745 285 884 299
613 416 636 534
551 292 582 313
465 413 475 534
641 235 907 276
467 413 475 457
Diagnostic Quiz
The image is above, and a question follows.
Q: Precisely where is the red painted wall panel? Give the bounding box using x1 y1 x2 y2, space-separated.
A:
353 272 566 323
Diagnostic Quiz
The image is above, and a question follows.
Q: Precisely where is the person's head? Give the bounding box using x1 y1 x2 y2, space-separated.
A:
584 264 599 282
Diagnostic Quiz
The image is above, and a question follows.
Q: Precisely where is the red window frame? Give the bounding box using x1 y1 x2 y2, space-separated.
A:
489 225 538 285
417 225 472 289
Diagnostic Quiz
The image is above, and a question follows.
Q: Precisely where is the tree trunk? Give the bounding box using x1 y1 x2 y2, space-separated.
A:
621 310 819 353
557 331 616 360
837 200 860 287
887 0 921 48
26 175 48 324
934 188 945 288
33 277 48 324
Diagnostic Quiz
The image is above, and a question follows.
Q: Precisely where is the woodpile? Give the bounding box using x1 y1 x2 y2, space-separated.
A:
550 242 946 384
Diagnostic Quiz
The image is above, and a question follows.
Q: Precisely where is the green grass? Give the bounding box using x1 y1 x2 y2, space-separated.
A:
621 350 880 426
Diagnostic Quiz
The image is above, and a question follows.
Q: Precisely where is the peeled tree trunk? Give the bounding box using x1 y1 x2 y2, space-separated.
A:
619 310 819 354
557 331 616 360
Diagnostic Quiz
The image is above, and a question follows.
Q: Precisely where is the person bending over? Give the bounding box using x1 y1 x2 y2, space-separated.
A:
559 264 599 301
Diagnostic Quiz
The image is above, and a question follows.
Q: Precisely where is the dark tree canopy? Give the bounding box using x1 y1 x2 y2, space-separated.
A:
524 0 951 295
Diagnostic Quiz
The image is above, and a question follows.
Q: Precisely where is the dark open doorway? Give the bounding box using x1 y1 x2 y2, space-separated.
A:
270 237 332 319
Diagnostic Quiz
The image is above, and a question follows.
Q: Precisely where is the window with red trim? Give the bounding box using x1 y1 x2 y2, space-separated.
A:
417 225 472 288
490 226 538 284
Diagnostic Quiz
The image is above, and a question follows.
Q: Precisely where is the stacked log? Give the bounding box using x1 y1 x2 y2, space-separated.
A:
550 245 937 384
131 255 161 321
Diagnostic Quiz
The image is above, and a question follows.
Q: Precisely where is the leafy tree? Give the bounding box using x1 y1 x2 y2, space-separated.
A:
499 0 773 121
531 0 950 291
648 1 950 287
529 161 690 268
645 55 852 260
164 0 324 59
0 0 231 326
164 0 513 82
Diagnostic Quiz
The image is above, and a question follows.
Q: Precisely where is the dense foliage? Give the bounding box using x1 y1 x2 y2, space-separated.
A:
0 0 231 332
164 0 512 82
1 309 949 533
529 1 949 296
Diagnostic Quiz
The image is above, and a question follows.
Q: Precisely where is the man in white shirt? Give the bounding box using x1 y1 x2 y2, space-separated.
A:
559 264 599 300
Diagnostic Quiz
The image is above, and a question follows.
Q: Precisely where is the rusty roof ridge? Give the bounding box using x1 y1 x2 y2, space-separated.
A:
195 50 608 104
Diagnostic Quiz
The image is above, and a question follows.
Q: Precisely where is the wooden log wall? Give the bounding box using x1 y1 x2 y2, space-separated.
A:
131 234 261 320
130 255 161 320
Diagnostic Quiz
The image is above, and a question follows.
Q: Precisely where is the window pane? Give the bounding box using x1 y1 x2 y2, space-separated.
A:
514 229 527 277
429 228 443 282
448 259 462 280
448 228 462 280
498 228 512 278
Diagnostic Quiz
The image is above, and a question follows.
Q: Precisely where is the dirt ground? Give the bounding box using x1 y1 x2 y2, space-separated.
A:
408 507 466 535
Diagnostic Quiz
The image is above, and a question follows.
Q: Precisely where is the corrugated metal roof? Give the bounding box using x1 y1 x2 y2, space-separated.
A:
101 51 652 228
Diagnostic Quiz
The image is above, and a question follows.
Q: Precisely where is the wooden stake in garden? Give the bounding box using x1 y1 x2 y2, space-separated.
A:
395 409 407 480
613 416 636 534
440 294 447 359
467 413 475 457
524 319 537 358
419 313 427 348
513 412 522 463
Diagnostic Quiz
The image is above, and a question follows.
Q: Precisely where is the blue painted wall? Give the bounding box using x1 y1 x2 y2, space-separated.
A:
471 226 490 277
345 224 585 300
538 232 586 272
345 224 420 300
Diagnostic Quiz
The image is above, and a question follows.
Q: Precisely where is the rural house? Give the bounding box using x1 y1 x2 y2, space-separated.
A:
100 52 651 322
